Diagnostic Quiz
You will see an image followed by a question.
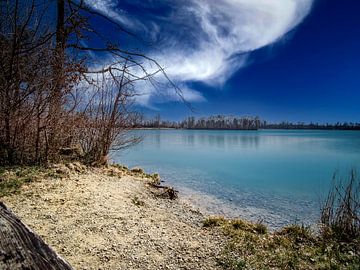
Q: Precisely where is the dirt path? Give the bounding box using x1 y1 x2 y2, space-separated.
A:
2 166 225 270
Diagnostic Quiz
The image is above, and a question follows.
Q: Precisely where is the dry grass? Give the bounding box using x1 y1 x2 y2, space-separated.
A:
202 171 360 269
320 170 360 243
203 216 359 270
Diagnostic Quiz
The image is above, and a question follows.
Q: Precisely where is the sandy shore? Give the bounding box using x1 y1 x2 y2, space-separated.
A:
2 165 225 270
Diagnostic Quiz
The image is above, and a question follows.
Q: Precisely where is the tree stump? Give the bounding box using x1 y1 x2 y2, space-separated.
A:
0 202 73 270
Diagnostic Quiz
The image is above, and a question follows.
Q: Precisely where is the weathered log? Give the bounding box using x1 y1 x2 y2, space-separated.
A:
0 202 73 270
150 184 169 189
150 185 178 200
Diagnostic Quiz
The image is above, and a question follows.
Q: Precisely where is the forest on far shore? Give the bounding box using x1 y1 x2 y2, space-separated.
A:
138 115 360 130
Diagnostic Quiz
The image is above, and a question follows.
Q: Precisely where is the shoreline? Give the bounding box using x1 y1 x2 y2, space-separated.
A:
133 127 360 131
1 164 358 269
177 186 290 231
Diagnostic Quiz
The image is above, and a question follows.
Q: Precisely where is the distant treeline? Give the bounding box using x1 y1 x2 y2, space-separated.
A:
263 121 360 130
138 115 360 130
140 115 261 130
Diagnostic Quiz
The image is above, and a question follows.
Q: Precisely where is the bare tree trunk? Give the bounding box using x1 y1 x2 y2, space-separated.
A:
48 0 66 160
0 202 73 270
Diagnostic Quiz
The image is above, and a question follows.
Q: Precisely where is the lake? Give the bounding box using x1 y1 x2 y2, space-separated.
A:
111 129 360 229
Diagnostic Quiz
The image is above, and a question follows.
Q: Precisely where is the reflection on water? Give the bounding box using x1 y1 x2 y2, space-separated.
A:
196 133 260 148
112 129 360 229
159 130 263 149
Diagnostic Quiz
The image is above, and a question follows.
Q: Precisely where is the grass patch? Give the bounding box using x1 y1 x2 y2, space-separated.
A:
112 164 128 171
0 166 43 197
203 216 227 228
203 217 267 235
276 224 314 243
0 165 69 197
204 171 360 269
203 217 359 269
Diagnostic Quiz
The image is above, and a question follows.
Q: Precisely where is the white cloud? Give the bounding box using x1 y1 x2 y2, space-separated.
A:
153 0 313 84
131 81 206 106
153 85 206 103
85 0 314 106
84 0 142 30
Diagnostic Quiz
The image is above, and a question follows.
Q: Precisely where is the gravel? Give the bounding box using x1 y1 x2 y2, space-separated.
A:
2 166 225 270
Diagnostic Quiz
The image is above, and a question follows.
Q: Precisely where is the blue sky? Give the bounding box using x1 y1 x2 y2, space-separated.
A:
86 0 360 123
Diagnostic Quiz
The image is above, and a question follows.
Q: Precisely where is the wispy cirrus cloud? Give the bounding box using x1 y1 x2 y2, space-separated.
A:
84 0 138 29
85 0 314 106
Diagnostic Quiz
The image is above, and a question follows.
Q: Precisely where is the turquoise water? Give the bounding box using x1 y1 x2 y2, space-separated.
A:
111 129 360 229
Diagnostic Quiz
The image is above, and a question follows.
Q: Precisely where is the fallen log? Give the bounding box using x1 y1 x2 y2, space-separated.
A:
0 202 73 270
150 184 178 200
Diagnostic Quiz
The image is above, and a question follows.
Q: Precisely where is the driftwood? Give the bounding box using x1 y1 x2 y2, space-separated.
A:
150 185 178 200
0 202 73 270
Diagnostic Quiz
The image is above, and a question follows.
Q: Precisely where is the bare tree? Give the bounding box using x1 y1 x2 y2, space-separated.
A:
0 0 180 165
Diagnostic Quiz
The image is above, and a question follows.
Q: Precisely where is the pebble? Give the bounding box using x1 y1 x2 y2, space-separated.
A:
2 167 225 270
